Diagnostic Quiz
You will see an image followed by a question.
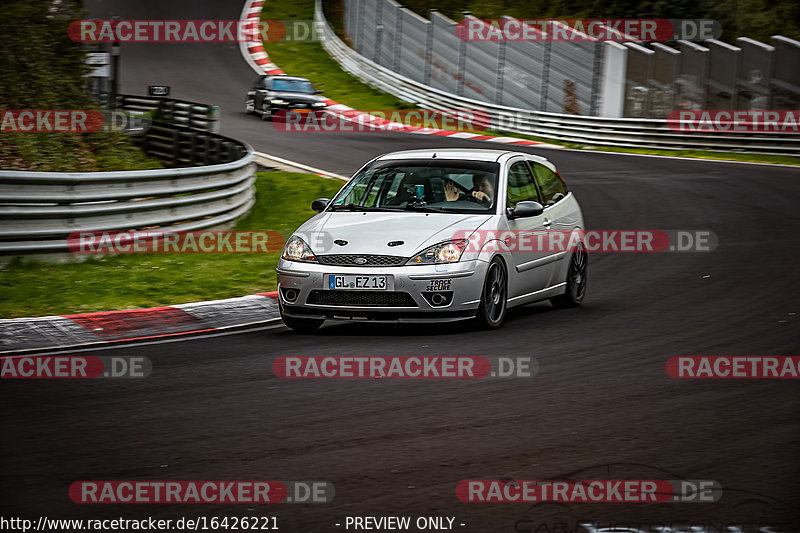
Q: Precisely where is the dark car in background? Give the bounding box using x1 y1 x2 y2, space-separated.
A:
245 75 327 120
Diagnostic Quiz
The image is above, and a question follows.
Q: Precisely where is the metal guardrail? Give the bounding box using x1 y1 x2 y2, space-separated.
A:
118 94 220 133
140 123 249 167
0 105 256 254
316 0 800 156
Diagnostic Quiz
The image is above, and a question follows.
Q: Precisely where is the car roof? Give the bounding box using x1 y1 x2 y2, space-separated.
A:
376 148 552 166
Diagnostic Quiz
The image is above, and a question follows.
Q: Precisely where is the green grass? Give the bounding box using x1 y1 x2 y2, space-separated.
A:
0 172 344 318
260 0 800 167
0 1 163 172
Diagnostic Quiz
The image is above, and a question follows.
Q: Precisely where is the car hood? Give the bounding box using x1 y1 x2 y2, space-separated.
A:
295 212 492 257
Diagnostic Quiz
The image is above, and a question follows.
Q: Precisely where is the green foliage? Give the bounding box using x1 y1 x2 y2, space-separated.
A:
0 0 91 110
0 0 159 171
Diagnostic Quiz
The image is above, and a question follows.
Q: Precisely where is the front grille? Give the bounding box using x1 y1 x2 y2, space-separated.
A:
317 254 407 267
306 290 418 307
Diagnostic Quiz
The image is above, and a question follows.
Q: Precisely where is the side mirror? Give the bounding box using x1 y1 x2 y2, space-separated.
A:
313 89 323 94
311 198 330 213
507 201 544 219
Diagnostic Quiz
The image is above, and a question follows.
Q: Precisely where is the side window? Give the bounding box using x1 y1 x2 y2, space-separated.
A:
531 162 567 205
506 161 541 208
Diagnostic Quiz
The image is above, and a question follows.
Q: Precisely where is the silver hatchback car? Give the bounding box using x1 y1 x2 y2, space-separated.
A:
276 148 586 332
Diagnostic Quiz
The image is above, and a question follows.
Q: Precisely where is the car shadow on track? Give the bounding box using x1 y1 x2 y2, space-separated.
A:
279 303 561 337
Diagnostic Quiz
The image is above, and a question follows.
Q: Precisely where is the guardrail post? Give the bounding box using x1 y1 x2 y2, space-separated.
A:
141 128 150 157
355 0 364 52
373 0 383 64
540 33 552 111
208 106 220 134
495 40 507 105
213 138 222 165
189 132 198 165
590 42 602 116
423 10 435 86
456 12 469 97
393 3 403 73
172 129 180 165
203 135 211 165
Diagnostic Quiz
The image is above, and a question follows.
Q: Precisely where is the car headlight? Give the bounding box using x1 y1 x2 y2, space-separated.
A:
270 99 288 105
312 102 327 107
407 240 467 265
281 236 318 263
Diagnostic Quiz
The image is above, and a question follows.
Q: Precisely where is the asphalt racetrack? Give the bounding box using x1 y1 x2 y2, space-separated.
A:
1 0 799 531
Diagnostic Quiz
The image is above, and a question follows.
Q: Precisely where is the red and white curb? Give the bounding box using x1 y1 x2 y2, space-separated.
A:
0 293 281 354
238 0 559 148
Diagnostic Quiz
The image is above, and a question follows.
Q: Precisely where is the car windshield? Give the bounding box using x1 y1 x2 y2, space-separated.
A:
329 159 500 213
272 78 314 93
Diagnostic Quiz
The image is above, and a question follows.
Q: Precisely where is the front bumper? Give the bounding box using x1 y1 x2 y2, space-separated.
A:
276 258 487 323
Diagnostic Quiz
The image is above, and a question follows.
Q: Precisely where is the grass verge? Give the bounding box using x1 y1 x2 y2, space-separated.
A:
260 0 800 166
0 172 344 318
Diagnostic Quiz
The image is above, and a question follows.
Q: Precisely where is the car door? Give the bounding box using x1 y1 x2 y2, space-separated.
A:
503 159 555 297
528 160 582 282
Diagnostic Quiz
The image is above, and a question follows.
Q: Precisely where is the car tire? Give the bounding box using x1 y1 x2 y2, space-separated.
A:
280 307 323 333
245 97 255 115
475 257 507 329
261 103 272 121
550 242 588 308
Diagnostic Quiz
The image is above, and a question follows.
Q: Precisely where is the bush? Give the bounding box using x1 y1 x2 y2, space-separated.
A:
0 0 160 171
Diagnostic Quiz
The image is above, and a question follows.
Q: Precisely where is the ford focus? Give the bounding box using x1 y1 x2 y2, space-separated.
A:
276 148 587 332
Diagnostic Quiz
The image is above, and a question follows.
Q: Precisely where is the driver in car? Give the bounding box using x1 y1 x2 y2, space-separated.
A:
444 173 494 205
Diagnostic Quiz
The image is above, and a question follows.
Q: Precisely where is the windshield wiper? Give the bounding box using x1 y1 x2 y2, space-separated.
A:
329 203 383 212
404 203 449 213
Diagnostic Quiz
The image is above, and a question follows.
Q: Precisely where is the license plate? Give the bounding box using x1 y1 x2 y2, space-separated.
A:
328 275 387 290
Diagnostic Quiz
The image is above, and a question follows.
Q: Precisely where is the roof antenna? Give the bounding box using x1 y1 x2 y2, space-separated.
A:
432 152 437 158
